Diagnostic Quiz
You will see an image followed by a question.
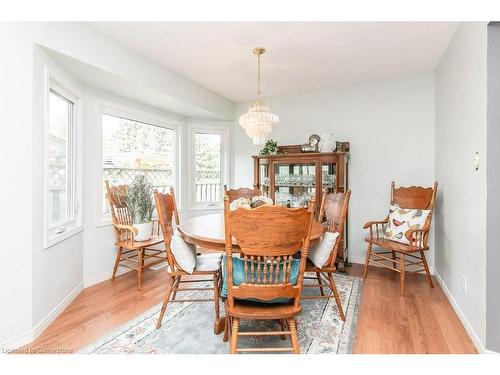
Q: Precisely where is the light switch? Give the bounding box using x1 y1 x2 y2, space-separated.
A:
473 152 480 170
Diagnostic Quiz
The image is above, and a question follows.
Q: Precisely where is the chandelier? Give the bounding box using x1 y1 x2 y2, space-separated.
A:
239 47 279 146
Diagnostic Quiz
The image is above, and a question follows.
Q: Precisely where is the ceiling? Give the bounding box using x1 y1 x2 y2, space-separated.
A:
88 22 459 102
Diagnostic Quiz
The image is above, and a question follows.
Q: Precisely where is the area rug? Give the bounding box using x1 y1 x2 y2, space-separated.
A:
80 273 362 354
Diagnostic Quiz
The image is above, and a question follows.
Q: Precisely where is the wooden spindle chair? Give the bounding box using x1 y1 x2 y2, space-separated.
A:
223 196 315 354
154 189 222 330
363 181 438 296
302 190 351 321
223 185 262 203
105 180 165 291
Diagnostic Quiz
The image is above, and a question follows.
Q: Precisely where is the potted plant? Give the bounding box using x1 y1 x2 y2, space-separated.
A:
125 175 155 242
259 139 279 156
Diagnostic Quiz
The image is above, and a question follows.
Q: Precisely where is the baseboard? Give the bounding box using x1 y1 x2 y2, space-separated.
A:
483 349 499 354
434 271 486 353
0 282 83 351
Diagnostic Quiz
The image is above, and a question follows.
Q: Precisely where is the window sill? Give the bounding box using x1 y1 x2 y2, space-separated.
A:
44 225 83 249
188 204 223 212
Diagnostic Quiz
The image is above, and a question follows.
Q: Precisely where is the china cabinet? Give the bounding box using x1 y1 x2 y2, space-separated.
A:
252 143 350 261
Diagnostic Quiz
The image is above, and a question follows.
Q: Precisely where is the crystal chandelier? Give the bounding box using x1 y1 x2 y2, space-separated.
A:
239 47 279 146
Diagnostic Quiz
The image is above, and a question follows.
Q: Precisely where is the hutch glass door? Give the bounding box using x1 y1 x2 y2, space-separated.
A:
273 162 316 207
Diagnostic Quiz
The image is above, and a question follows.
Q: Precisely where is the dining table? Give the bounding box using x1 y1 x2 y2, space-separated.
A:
177 212 326 336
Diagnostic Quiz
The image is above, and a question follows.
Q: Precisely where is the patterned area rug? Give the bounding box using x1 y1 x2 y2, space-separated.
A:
80 273 362 354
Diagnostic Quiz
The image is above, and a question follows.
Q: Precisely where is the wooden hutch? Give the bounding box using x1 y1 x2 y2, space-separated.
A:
252 142 350 262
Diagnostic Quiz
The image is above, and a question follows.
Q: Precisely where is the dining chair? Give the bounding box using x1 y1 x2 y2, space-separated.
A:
302 190 351 321
105 180 165 291
223 185 262 203
154 189 222 330
223 196 315 354
363 181 438 296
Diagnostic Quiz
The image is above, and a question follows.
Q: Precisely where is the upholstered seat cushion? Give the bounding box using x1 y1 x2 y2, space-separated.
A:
307 231 339 269
195 253 223 272
220 255 300 303
365 236 429 252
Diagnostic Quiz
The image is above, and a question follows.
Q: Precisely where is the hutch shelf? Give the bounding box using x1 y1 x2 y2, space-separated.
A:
252 143 350 262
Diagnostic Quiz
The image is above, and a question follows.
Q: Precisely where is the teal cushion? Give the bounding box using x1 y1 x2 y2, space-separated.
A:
220 255 300 303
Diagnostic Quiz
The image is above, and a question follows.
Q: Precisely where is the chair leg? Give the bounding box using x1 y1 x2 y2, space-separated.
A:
280 319 287 340
363 243 372 278
229 317 240 354
223 316 229 342
316 272 325 296
213 273 223 335
420 251 434 289
111 247 122 281
288 318 300 354
171 276 181 300
400 254 406 296
328 272 346 321
156 276 175 329
137 249 144 291
391 251 397 269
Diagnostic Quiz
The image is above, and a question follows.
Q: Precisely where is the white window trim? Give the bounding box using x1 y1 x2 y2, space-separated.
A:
187 123 229 211
43 69 83 248
96 103 181 227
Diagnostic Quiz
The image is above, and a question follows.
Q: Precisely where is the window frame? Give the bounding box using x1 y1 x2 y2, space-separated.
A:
188 123 229 211
96 104 181 227
43 74 83 248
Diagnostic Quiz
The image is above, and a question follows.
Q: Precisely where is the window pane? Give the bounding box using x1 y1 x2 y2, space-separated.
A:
194 132 221 203
102 114 175 213
48 90 72 226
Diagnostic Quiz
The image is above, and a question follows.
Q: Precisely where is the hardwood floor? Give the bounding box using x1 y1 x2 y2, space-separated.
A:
24 263 477 354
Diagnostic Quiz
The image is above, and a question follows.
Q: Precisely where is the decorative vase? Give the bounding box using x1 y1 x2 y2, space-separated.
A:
134 222 153 242
318 133 337 153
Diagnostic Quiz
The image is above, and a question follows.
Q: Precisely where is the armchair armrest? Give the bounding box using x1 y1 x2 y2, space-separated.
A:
363 218 388 229
363 217 389 241
405 228 429 250
114 223 138 237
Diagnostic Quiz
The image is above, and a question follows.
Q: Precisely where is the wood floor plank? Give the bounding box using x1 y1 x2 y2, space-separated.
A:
21 263 477 354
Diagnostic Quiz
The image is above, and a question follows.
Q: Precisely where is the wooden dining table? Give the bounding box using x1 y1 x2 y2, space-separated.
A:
177 212 325 335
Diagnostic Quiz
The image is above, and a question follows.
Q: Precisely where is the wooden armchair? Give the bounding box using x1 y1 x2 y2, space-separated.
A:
302 190 351 321
105 181 165 291
363 181 438 296
223 197 315 354
154 189 222 331
223 185 262 203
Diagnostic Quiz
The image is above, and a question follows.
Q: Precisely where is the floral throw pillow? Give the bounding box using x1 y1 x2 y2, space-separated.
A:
384 205 430 244
229 197 251 211
251 195 273 208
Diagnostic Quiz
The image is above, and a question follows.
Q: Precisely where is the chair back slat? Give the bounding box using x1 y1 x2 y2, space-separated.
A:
224 198 315 305
154 189 180 271
317 190 351 268
105 181 134 243
224 185 262 203
390 182 438 244
105 181 132 225
391 182 437 210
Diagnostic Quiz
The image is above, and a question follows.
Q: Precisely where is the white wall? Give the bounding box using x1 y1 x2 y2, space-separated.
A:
31 45 85 331
0 24 34 348
0 22 234 348
234 72 436 267
434 22 488 349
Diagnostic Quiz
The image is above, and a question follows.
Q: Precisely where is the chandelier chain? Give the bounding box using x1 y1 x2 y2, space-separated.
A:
257 52 261 96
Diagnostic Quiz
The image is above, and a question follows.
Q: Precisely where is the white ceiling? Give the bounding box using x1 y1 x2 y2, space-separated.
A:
88 22 458 102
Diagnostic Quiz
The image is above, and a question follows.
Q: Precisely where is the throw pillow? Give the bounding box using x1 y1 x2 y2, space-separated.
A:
307 231 340 268
384 205 430 244
170 231 197 273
